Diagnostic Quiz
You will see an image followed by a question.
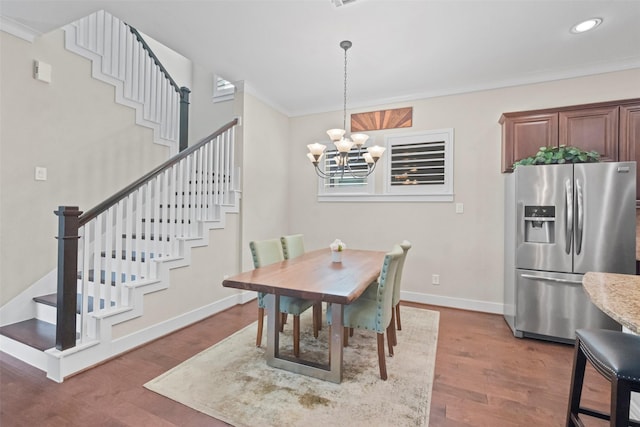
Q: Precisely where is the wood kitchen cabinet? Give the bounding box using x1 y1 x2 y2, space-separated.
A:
559 105 619 162
501 103 622 172
500 113 558 173
619 103 640 206
501 100 640 194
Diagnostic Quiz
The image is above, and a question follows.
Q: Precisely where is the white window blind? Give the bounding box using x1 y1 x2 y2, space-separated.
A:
319 149 374 195
212 75 235 102
385 129 454 197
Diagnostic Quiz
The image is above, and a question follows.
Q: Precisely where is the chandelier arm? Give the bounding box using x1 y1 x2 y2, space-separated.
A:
344 160 375 179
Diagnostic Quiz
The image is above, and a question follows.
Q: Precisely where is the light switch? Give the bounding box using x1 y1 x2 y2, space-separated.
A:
34 60 52 83
35 166 47 181
455 203 464 214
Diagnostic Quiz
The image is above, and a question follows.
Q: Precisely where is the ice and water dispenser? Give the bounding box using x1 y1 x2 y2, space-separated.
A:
523 205 555 243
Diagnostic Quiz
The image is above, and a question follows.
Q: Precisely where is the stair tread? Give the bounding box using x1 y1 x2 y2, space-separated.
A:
34 293 115 313
0 318 55 351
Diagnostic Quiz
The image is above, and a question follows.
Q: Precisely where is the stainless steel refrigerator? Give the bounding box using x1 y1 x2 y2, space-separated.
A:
504 162 636 343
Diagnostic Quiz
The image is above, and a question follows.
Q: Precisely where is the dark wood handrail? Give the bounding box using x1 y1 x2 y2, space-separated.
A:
79 118 239 226
126 24 181 94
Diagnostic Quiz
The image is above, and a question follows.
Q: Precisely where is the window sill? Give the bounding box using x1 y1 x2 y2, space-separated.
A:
318 193 454 203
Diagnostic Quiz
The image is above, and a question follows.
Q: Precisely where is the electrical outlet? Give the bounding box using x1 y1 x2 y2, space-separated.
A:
432 274 440 285
455 203 464 214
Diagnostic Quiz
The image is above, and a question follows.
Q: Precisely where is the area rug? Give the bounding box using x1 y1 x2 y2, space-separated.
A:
144 306 439 427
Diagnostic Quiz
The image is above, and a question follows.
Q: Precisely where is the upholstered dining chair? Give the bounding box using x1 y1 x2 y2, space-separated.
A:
250 239 316 357
327 244 403 380
359 240 411 349
281 234 322 338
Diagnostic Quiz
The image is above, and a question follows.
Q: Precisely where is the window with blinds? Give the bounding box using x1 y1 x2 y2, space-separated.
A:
385 129 454 196
212 75 235 102
319 149 374 194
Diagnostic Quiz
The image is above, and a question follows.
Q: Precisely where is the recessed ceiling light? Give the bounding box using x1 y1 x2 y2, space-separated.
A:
570 18 603 34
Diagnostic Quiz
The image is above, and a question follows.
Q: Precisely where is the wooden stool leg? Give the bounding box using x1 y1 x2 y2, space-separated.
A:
377 333 388 380
611 377 632 427
256 307 264 347
566 340 587 427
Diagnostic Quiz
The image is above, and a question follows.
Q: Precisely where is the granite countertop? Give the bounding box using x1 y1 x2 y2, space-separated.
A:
583 272 640 333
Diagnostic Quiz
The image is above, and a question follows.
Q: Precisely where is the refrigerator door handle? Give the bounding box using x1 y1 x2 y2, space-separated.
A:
520 274 582 285
565 179 573 254
575 179 584 255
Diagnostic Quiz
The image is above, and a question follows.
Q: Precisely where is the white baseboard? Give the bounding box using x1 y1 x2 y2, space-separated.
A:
401 290 504 314
0 335 48 372
46 292 246 382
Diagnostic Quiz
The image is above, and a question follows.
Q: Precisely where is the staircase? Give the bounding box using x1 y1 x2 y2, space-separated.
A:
63 10 187 153
0 119 240 382
0 9 242 382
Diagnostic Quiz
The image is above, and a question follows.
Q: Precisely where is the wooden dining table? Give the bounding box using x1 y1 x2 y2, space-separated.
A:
222 248 385 383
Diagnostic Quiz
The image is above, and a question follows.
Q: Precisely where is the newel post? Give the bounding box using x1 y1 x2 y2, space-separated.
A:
179 86 191 152
54 206 82 351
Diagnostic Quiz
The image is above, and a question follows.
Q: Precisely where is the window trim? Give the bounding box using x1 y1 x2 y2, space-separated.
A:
316 128 455 203
384 128 454 198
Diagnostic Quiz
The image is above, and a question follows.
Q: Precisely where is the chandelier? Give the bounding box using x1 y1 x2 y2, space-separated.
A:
306 40 385 179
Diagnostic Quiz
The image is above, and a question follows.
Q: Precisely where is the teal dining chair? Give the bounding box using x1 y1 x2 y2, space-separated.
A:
327 244 403 380
250 239 316 357
358 240 411 348
281 234 322 338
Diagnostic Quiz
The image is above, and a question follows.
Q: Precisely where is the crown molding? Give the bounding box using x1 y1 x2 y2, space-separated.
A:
0 16 42 42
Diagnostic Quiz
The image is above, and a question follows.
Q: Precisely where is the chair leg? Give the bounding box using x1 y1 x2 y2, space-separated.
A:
343 327 349 347
280 313 287 332
256 307 264 347
395 304 402 331
293 315 300 357
377 333 388 380
390 310 398 347
312 304 320 338
566 339 587 427
315 302 322 331
387 323 394 357
349 327 354 337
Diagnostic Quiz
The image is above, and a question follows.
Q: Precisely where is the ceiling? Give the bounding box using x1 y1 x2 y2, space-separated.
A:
1 0 639 116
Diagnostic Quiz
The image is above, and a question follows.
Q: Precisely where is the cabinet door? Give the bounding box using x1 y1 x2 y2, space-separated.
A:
559 106 619 162
501 113 558 173
619 103 640 205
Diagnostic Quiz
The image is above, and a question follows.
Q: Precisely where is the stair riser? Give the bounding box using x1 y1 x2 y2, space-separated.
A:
35 303 82 333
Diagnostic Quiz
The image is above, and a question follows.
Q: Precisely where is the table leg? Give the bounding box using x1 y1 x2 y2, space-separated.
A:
265 294 280 361
329 302 344 382
264 294 344 383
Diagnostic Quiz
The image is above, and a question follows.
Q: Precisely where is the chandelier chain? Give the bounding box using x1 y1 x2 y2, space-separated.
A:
343 44 348 131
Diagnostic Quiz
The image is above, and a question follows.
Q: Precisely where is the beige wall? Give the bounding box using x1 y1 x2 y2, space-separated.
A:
288 69 640 310
0 29 169 306
240 91 291 271
188 62 236 144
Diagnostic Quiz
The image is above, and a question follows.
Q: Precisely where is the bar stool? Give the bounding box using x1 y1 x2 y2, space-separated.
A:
566 329 640 427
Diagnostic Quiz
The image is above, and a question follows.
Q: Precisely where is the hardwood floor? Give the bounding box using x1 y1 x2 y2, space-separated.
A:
1 302 610 426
